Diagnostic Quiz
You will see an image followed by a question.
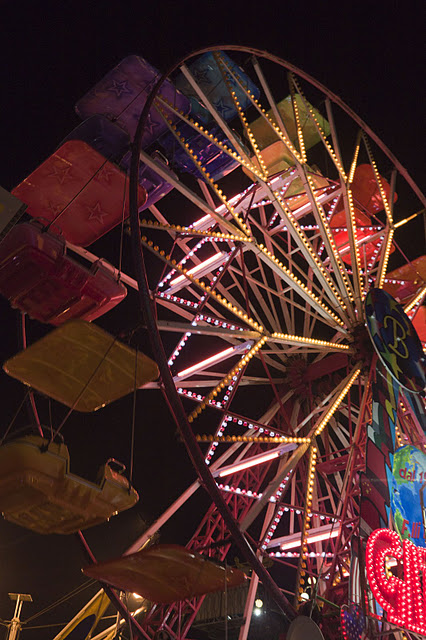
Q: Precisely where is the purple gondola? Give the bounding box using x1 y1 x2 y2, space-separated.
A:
75 55 190 147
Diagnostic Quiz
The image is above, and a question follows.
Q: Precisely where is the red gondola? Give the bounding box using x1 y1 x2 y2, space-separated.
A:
351 164 397 215
12 141 147 246
330 208 389 265
384 255 426 303
0 223 127 324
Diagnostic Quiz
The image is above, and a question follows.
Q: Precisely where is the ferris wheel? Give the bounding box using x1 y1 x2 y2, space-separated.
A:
1 46 425 640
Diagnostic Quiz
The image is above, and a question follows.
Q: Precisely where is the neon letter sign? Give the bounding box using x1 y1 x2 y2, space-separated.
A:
366 528 426 635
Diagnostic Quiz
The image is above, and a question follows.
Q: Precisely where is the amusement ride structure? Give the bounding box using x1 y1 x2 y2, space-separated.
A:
0 46 425 640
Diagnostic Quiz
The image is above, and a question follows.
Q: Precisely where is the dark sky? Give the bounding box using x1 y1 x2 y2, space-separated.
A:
0 1 424 638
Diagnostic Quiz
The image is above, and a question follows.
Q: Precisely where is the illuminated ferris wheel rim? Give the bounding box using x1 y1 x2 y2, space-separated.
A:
122 44 425 630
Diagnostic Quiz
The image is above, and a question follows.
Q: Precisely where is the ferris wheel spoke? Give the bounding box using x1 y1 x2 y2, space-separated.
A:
336 395 371 517
241 161 350 315
186 337 268 423
249 58 304 165
253 186 353 321
178 63 257 171
210 243 337 335
306 366 363 439
294 166 357 312
138 149 244 235
324 98 344 170
157 94 251 168
239 443 310 533
257 206 295 328
139 218 251 246
215 259 274 329
376 223 395 289
156 295 199 321
227 262 344 337
269 332 350 352
341 134 367 309
251 254 283 328
288 74 308 163
249 243 348 331
156 320 260 340
290 74 347 181
404 284 426 314
361 133 394 225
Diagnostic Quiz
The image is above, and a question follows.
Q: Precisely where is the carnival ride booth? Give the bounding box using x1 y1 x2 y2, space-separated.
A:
0 435 138 535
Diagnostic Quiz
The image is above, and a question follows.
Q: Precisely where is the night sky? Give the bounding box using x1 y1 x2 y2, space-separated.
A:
0 2 424 638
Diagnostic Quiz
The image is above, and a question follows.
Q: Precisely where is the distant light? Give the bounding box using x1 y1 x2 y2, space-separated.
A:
254 607 262 616
255 598 263 608
300 592 309 601
132 592 143 600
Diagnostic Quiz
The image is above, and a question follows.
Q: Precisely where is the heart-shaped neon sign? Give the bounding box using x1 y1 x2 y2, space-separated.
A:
366 528 426 635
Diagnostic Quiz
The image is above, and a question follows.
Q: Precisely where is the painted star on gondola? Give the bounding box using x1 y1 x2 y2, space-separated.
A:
47 163 73 185
213 97 235 120
141 112 163 141
94 165 116 186
46 200 65 217
87 201 108 224
192 65 213 86
106 79 133 99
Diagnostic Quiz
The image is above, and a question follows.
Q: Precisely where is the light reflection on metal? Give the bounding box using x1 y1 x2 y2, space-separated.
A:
217 450 281 478
167 253 227 294
176 346 236 379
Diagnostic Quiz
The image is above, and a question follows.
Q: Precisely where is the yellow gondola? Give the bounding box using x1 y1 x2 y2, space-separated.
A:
3 319 159 412
246 93 330 168
0 435 138 534
82 544 246 603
